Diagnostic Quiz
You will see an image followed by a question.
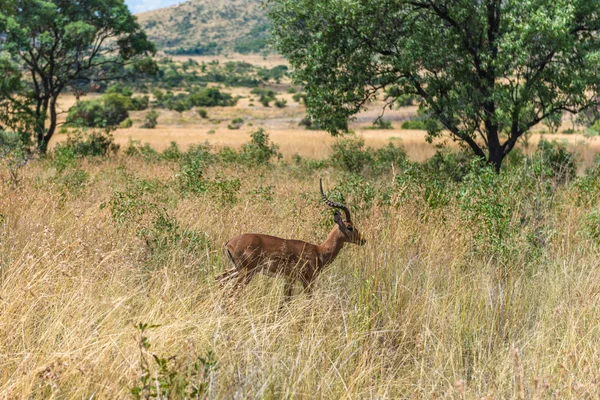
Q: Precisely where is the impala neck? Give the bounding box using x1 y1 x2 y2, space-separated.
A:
318 226 346 268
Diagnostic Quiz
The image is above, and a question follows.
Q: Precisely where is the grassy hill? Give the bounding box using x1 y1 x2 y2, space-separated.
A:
135 0 270 55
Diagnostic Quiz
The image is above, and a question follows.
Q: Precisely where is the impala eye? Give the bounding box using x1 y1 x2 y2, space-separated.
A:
347 226 354 231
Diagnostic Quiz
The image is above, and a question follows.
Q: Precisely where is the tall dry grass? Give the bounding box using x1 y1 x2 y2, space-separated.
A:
1 143 600 398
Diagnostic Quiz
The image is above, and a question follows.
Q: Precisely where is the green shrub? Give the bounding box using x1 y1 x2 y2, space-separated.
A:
329 136 374 173
131 323 216 400
401 119 427 130
373 143 407 170
120 118 133 129
227 117 244 130
274 98 287 108
54 129 119 161
161 141 181 161
197 108 208 119
532 139 577 182
422 150 473 182
123 140 160 162
367 118 393 129
67 94 132 127
141 110 159 129
0 130 30 186
131 95 149 111
292 92 307 104
106 83 133 97
298 116 321 130
239 128 281 164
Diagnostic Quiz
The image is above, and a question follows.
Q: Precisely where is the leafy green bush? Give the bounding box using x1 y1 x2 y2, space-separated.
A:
141 110 159 129
330 136 374 173
298 116 321 130
367 118 393 129
227 117 244 130
197 108 208 119
422 150 474 182
292 92 307 104
239 128 282 164
532 139 577 182
131 95 149 111
124 140 160 162
131 323 216 400
161 141 181 161
251 88 276 107
120 118 133 128
401 119 427 130
0 130 30 186
53 129 119 164
274 98 287 108
67 94 132 127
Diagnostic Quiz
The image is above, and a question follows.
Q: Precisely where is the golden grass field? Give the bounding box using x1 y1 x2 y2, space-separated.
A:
54 87 600 168
2 61 600 398
2 150 600 398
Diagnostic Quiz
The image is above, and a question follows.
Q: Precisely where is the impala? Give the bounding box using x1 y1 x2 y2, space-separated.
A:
217 179 366 302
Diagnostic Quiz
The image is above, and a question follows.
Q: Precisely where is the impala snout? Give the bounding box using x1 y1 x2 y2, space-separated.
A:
353 233 366 246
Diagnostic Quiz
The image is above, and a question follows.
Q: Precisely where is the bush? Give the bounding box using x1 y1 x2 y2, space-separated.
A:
422 150 474 182
329 136 374 173
239 128 282 164
131 95 149 111
368 118 393 129
106 83 133 97
274 98 287 108
141 110 159 129
533 139 577 182
123 140 160 162
251 88 276 107
298 116 321 130
161 141 181 161
52 129 119 171
401 119 427 130
120 118 133 129
197 108 208 119
227 117 244 130
66 94 132 127
292 92 307 104
0 130 30 186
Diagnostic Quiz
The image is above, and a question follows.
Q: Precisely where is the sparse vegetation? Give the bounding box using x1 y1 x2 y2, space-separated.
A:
2 134 600 397
141 110 159 129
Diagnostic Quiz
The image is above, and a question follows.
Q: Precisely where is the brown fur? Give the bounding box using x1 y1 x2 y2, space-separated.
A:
218 211 365 302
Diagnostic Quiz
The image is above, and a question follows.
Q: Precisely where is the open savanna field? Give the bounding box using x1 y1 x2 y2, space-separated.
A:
3 56 600 399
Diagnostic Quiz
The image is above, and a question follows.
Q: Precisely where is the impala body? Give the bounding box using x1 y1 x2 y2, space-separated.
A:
217 179 365 301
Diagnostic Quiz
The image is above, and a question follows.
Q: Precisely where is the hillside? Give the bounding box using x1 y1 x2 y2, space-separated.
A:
135 0 270 55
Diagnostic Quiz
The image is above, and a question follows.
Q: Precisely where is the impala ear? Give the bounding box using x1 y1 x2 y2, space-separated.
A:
333 211 343 226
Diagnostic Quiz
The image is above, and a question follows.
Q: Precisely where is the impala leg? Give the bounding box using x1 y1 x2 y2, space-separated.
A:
283 279 294 301
301 277 315 298
278 279 295 313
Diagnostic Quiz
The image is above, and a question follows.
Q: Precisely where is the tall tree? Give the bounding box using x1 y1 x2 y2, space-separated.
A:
268 0 600 171
0 0 156 153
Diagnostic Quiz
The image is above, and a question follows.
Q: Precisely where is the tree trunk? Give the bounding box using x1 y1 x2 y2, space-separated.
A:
42 95 59 153
488 144 504 173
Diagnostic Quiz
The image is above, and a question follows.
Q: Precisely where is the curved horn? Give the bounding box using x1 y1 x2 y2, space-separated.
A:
320 178 352 222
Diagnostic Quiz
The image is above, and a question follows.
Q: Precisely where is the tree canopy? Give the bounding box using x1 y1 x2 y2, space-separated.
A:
268 0 600 171
0 0 156 152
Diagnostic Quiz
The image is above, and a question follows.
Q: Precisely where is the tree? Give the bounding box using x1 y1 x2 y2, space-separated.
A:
268 0 600 171
0 0 156 153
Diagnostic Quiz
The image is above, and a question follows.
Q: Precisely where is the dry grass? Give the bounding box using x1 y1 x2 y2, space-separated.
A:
53 92 600 167
1 148 600 398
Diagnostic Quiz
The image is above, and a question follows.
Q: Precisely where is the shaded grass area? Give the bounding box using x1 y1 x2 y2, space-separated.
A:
1 134 600 398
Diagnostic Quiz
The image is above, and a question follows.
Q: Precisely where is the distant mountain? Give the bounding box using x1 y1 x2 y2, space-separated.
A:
135 0 271 55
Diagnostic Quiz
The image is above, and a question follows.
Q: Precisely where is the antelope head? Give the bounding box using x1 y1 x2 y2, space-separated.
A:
320 179 366 246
